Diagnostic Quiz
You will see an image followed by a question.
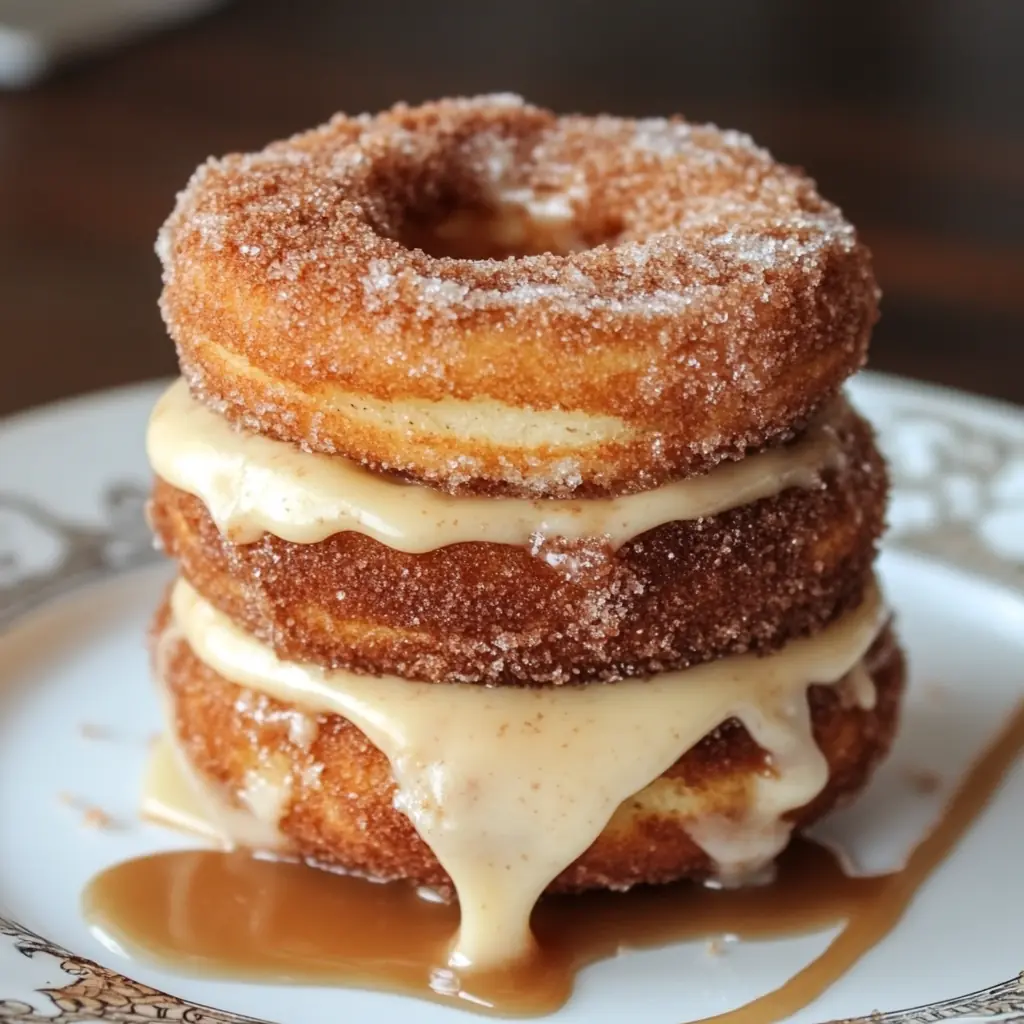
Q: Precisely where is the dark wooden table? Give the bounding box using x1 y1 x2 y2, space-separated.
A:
1 0 1022 418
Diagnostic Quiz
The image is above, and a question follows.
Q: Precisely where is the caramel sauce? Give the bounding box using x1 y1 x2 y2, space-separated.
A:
168 577 883 965
84 701 1024 1020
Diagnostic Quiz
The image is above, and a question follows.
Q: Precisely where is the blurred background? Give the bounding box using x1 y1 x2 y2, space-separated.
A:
1 0 1022 418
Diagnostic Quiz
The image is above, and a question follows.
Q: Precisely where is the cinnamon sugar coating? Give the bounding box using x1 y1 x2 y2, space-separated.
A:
158 95 878 497
148 401 887 685
154 608 903 894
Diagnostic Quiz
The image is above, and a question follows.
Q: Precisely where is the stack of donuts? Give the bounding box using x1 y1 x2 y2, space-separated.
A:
146 96 903 968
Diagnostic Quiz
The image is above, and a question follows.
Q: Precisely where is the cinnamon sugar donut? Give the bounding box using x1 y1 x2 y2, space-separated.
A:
158 95 878 497
149 395 886 684
154 605 904 893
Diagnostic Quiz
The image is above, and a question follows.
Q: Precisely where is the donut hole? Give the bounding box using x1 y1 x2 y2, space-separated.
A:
384 175 621 261
399 207 562 260
393 196 595 260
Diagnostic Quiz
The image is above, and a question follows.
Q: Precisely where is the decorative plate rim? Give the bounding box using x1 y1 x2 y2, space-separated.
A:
0 371 1022 1024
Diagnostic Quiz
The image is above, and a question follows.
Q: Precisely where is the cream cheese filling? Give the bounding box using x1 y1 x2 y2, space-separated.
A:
147 379 846 551
166 579 884 969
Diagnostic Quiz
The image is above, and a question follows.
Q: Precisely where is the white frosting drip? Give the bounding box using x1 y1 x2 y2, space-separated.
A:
841 663 878 711
686 689 828 886
147 379 846 551
147 629 290 853
166 579 885 968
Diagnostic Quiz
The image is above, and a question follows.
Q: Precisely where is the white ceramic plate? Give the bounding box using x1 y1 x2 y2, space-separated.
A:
1 373 1023 1024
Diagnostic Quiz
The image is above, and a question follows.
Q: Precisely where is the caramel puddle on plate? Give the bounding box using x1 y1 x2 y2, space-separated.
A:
84 702 1024 1020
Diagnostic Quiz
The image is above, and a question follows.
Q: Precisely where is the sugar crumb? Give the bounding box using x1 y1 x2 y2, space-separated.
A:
83 807 116 830
58 792 122 831
78 722 112 741
906 767 942 794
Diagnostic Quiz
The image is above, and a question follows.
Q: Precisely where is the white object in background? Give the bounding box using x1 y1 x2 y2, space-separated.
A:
0 0 225 88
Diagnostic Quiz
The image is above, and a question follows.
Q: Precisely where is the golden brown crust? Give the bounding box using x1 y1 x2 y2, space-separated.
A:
149 401 888 685
154 607 904 894
158 95 878 497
